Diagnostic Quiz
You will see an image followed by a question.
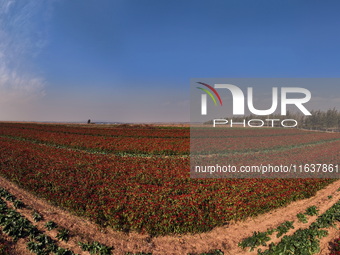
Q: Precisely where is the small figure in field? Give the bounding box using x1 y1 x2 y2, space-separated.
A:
87 119 91 124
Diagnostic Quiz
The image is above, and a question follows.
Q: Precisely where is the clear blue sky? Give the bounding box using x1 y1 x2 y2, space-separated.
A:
1 0 340 122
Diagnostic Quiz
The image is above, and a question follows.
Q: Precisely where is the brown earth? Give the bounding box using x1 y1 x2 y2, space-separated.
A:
0 176 339 255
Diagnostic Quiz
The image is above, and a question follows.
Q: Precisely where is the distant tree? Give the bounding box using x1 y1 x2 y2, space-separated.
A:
87 119 91 124
303 108 340 130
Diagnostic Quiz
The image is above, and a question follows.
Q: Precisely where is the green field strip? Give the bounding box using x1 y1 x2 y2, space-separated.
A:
238 199 340 255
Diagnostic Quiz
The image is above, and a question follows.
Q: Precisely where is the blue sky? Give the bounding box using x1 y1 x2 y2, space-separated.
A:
1 0 340 122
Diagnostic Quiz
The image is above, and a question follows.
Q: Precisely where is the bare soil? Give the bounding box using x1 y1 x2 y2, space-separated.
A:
0 176 339 255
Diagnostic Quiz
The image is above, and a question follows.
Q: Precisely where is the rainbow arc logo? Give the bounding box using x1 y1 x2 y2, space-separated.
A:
196 82 223 115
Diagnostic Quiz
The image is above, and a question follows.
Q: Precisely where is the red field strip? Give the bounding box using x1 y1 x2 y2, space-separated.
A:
1 124 339 156
193 139 340 178
0 135 335 235
0 125 189 155
191 131 340 153
0 123 189 138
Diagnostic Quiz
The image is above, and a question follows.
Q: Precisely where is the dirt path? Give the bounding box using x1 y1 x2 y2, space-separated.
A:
0 176 339 255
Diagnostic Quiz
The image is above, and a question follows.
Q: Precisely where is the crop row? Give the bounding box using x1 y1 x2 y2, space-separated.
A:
238 198 340 255
0 123 189 138
0 123 309 139
0 136 335 235
0 186 129 255
259 200 340 255
238 205 320 252
0 124 189 155
0 188 78 255
191 129 340 154
0 186 228 255
0 186 128 254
